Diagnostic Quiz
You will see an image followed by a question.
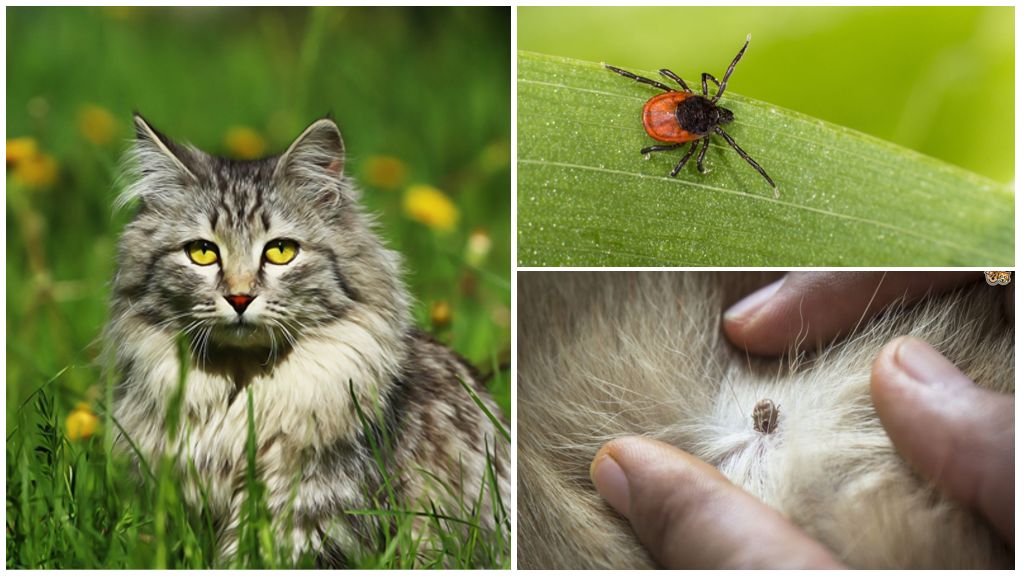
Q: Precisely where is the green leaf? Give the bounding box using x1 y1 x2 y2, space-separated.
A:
517 51 1013 266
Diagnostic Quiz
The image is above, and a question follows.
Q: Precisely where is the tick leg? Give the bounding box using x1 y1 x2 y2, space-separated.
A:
640 142 684 155
604 64 674 92
669 141 700 177
702 73 722 98
713 34 751 103
658 69 691 92
715 127 777 190
695 137 711 173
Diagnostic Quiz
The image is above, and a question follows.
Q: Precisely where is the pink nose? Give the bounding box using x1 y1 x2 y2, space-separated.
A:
226 294 255 314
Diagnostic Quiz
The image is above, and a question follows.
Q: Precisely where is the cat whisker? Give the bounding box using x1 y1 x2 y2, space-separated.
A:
286 315 317 337
265 324 282 366
263 326 273 364
181 320 210 369
198 325 213 369
269 317 299 350
264 314 298 342
184 323 207 367
182 321 205 353
157 310 204 331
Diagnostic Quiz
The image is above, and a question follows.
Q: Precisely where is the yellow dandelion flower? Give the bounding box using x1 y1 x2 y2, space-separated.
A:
6 137 38 165
66 402 99 441
224 126 267 160
365 155 408 190
77 104 117 146
403 184 458 232
465 227 492 266
430 300 452 329
14 152 58 189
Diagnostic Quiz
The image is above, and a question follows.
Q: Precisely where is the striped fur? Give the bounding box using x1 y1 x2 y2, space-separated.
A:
107 115 509 565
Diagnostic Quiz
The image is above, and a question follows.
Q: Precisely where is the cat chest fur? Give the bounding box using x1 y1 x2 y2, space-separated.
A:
115 322 395 522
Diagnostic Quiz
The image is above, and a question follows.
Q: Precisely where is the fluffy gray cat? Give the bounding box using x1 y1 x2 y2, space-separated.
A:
106 115 509 566
518 272 1012 569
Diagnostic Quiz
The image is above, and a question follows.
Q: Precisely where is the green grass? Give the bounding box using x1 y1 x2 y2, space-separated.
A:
6 361 511 568
518 6 1014 183
7 7 510 569
517 51 1013 266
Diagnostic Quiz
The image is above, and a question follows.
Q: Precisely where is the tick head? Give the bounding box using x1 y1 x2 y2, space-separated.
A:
717 106 735 125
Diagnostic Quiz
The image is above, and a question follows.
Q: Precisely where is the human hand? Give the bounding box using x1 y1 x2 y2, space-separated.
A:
721 271 1007 356
720 270 1013 541
590 436 845 568
590 274 1014 568
871 336 1013 543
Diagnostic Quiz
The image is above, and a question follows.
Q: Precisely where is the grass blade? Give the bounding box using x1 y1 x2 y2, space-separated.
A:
457 378 510 443
517 51 1013 266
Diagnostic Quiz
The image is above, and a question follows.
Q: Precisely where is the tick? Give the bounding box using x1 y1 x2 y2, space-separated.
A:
752 398 780 435
604 34 777 194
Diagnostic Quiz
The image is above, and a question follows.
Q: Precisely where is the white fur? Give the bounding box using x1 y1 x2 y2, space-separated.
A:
113 305 405 552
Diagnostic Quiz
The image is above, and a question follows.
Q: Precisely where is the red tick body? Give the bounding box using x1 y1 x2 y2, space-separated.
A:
604 34 777 194
642 92 699 144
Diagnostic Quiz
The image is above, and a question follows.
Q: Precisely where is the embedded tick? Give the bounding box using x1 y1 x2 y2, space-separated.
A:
752 398 780 434
604 34 777 194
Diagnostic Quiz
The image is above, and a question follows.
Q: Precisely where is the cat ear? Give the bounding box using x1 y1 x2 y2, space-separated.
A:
131 113 198 182
116 113 200 210
274 118 346 183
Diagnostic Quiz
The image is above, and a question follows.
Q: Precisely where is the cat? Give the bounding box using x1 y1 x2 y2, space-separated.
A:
106 114 509 566
517 271 1013 569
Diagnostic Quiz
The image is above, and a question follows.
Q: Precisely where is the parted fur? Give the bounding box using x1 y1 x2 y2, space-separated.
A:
107 115 509 565
518 272 1012 569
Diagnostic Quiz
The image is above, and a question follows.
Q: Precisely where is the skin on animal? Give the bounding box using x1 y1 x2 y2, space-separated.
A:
106 115 509 566
517 271 1012 569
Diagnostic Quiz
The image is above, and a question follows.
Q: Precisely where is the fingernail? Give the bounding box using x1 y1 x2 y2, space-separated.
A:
591 450 630 516
894 337 970 392
724 277 784 322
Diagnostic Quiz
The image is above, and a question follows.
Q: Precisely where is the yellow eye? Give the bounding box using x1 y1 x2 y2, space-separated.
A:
186 240 219 266
264 239 298 265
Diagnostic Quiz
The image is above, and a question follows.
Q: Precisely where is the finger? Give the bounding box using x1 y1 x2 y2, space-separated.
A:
590 436 844 569
723 271 978 356
871 337 1014 542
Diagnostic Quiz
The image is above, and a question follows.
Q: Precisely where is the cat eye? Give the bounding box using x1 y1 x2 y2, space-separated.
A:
186 239 220 266
264 239 299 265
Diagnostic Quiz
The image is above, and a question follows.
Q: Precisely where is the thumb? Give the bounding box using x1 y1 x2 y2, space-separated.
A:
871 337 1014 543
590 436 844 569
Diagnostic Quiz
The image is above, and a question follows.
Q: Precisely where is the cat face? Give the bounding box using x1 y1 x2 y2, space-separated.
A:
152 189 352 351
112 116 401 358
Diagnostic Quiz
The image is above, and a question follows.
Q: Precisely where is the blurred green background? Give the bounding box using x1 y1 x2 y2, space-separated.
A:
519 6 1013 183
7 6 510 420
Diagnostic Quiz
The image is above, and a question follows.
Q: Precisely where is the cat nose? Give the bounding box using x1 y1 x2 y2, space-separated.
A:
225 294 255 315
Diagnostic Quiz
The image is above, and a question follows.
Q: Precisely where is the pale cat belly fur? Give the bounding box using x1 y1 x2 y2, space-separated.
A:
518 272 1012 569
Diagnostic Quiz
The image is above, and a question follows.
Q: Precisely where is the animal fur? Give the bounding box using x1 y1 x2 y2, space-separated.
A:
517 271 1013 569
